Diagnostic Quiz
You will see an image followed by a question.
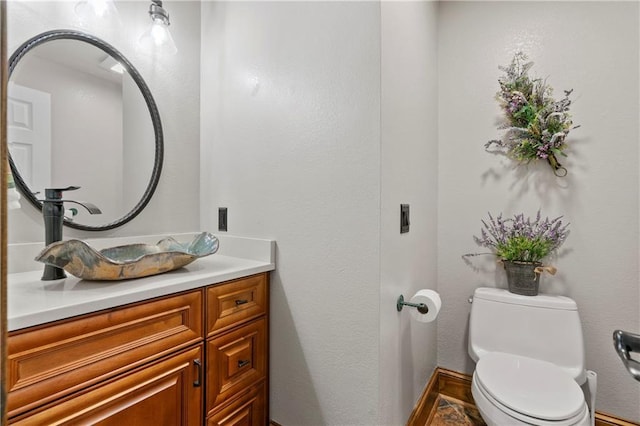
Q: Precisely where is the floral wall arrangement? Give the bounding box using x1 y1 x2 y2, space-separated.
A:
485 52 579 177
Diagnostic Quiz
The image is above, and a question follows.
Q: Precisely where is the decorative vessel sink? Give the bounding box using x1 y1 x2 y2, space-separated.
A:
35 232 219 281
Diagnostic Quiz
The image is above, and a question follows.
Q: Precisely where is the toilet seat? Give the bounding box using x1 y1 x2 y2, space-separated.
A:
474 352 587 425
472 374 590 426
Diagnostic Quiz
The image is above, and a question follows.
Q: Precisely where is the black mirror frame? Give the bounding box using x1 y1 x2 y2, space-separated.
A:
8 29 163 231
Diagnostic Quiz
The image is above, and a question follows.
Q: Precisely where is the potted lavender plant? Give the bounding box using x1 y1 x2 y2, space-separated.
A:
468 211 570 296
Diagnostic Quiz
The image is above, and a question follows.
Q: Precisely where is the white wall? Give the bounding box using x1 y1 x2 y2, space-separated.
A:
379 2 439 424
437 2 640 421
6 0 201 243
201 2 442 424
200 2 384 424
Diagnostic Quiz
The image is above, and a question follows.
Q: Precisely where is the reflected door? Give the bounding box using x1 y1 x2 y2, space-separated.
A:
7 82 51 194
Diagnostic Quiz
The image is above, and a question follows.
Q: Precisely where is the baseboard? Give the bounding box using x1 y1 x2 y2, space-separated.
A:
408 367 640 426
595 413 640 426
406 365 441 425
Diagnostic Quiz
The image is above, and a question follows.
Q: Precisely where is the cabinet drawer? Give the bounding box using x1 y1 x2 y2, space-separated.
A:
11 345 204 426
207 382 266 426
7 290 203 418
207 318 266 411
206 274 267 336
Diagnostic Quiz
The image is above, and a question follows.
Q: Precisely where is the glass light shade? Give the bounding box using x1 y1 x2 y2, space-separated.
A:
138 19 178 56
74 0 121 28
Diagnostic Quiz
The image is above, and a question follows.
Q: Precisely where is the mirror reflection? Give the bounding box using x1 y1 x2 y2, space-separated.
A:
7 33 161 230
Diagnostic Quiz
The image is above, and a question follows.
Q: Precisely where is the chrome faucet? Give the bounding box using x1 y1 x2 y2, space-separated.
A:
41 186 101 281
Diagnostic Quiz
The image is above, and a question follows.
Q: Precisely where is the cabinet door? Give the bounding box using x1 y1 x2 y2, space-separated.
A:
8 290 203 418
207 383 266 426
10 345 203 426
207 318 266 411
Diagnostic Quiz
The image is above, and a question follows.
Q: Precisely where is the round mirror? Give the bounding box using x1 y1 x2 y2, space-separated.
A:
7 30 163 231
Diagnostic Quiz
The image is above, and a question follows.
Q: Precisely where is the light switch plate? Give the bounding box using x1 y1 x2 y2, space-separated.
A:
400 204 410 234
218 208 228 232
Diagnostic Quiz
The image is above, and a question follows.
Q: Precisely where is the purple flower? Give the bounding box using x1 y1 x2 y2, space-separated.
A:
472 210 570 262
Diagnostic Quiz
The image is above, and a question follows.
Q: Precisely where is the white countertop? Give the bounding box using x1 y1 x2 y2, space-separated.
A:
8 234 276 331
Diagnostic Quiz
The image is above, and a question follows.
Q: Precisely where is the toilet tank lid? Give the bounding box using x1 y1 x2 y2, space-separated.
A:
474 288 577 310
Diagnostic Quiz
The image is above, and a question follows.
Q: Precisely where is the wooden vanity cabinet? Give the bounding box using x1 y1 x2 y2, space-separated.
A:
6 272 269 425
205 273 269 424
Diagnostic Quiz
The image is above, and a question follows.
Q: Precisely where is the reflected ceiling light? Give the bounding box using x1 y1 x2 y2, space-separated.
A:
74 0 120 26
99 56 126 74
110 63 126 74
137 0 178 55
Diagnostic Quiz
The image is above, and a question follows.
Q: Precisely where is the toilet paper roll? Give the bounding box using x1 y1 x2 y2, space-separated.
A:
409 289 441 323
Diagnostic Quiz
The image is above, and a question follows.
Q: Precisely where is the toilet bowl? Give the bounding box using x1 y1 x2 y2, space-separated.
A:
468 288 594 426
471 352 590 426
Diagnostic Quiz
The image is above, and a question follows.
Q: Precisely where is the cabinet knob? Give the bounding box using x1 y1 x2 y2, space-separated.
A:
235 299 249 306
238 359 250 368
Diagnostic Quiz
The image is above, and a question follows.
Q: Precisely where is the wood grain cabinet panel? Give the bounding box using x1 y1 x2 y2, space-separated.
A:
10 345 204 426
206 275 266 337
7 290 203 418
207 383 266 426
207 318 266 412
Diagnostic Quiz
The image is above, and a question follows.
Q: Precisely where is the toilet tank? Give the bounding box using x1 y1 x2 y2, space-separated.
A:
468 287 586 383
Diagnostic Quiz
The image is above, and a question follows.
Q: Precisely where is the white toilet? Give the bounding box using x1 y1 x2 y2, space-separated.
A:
468 287 593 426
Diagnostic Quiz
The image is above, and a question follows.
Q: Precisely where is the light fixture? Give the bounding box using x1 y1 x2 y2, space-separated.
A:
74 0 120 28
137 0 178 55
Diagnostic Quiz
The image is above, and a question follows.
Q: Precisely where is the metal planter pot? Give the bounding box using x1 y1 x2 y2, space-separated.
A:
503 260 542 296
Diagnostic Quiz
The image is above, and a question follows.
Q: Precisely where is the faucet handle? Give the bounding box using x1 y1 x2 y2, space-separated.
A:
44 186 81 200
62 200 102 215
40 187 101 215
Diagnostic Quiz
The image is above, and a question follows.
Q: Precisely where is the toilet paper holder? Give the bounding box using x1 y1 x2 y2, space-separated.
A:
396 294 429 314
